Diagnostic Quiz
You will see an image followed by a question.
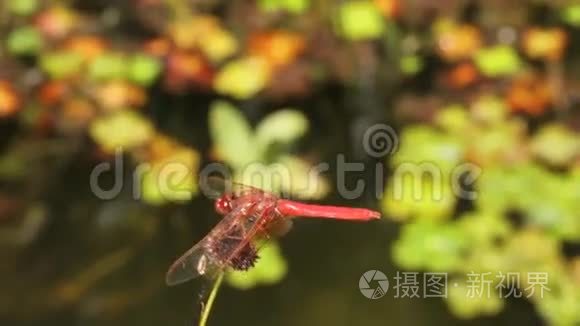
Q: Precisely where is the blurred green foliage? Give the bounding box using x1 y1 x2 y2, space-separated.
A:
7 26 43 55
383 98 580 323
209 100 328 199
258 0 309 14
226 241 288 289
7 0 38 16
338 1 385 40
474 46 522 77
89 111 155 153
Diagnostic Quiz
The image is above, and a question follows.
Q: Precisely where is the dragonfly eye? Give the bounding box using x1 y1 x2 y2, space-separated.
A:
215 196 232 214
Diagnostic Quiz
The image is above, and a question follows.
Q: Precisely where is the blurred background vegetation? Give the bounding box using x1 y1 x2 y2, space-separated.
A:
0 0 579 325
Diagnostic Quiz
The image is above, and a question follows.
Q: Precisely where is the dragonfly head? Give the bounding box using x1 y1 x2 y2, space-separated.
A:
215 194 234 215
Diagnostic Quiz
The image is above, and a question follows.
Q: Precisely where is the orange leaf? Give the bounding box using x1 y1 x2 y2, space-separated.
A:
34 6 79 39
507 74 552 115
444 62 479 89
248 31 306 69
0 81 21 118
96 81 147 110
143 37 173 58
164 51 214 92
435 20 482 62
64 35 108 62
374 0 402 18
522 27 567 61
38 81 69 106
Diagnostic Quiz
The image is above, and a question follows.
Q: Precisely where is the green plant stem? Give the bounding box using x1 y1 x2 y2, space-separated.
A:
199 272 224 326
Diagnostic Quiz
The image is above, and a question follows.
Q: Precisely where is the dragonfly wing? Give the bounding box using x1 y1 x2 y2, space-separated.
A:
200 176 267 199
165 200 260 286
165 241 222 286
219 199 282 268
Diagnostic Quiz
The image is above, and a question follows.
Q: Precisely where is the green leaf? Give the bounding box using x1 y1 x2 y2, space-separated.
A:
40 51 84 79
475 166 515 213
226 241 287 290
383 175 457 222
503 229 560 270
562 4 580 27
209 101 258 168
284 0 309 13
128 54 162 87
446 278 504 319
536 282 580 325
276 155 329 199
393 222 468 270
474 46 522 77
435 104 470 133
400 55 423 75
255 109 308 150
258 0 309 13
89 53 128 81
392 126 465 171
458 212 511 247
530 124 580 167
232 155 328 200
338 1 385 40
89 110 155 153
214 57 270 99
470 96 508 125
7 26 42 55
8 0 38 16
140 149 200 205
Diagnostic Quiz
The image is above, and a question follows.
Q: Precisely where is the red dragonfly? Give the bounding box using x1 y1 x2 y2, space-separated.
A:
166 178 380 286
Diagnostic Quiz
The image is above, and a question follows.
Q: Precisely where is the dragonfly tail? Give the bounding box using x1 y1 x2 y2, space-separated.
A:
277 200 381 221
